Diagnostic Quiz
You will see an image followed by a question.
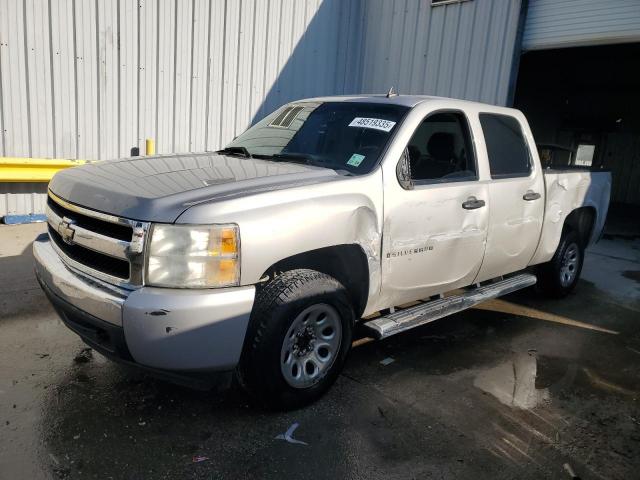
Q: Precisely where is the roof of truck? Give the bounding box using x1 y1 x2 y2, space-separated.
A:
292 94 510 110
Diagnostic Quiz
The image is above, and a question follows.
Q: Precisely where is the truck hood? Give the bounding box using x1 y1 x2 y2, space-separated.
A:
48 153 338 223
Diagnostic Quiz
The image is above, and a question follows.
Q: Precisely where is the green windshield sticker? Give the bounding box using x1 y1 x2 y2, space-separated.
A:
346 153 365 167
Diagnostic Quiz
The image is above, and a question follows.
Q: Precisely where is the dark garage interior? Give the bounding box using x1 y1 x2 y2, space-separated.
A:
514 43 640 234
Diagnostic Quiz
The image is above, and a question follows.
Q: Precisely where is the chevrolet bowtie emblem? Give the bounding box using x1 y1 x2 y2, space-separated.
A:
57 217 75 244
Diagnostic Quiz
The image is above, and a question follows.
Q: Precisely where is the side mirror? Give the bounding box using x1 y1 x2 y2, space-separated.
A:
396 149 414 190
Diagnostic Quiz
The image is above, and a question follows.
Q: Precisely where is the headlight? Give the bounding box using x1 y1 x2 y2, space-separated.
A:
146 224 240 288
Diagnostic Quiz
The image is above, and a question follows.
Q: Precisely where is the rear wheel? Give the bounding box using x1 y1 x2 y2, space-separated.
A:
537 230 584 298
238 269 353 410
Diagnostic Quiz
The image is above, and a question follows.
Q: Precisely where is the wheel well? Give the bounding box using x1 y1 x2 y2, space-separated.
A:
260 244 370 318
563 207 596 247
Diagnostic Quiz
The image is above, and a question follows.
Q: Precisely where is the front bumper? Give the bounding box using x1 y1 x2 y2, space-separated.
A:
34 234 256 374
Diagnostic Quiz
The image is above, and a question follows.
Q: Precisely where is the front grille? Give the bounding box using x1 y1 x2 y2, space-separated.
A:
46 191 149 287
47 196 132 241
48 225 130 279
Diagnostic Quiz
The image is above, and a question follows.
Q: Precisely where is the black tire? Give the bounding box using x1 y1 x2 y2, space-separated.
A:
238 269 353 410
537 230 584 298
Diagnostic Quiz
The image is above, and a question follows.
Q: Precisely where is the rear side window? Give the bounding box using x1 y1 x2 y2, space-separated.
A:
479 113 531 178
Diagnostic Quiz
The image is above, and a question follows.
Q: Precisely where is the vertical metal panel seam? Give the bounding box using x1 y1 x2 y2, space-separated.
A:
0 18 5 156
259 0 271 120
247 0 257 120
71 0 79 158
342 0 353 93
406 0 423 95
507 0 528 106
274 0 284 108
95 0 101 158
171 0 178 152
116 0 121 157
434 7 448 93
461 0 477 97
217 0 227 146
47 0 57 158
154 0 160 150
447 4 462 97
232 0 242 138
22 0 33 156
477 0 494 101
494 0 513 104
203 0 213 149
187 0 196 150
136 0 141 150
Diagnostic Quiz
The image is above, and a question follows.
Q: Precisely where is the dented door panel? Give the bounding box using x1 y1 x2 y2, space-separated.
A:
381 181 490 306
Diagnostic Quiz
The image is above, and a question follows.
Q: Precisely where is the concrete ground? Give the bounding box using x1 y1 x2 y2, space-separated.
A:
1 223 639 480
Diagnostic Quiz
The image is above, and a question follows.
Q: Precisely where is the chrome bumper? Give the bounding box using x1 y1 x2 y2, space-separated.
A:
34 234 256 372
33 234 127 326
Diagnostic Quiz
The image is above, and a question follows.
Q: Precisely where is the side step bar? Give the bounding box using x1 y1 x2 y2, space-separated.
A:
363 273 537 339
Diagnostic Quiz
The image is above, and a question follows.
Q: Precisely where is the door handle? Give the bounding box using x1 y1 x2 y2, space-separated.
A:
523 190 541 201
462 196 486 210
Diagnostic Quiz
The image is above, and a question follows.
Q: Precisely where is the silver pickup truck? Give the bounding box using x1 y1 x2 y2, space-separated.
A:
34 95 610 409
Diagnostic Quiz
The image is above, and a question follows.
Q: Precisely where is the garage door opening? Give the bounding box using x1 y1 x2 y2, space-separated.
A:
513 42 640 234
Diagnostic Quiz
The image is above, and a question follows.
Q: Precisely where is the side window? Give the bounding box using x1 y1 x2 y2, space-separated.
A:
406 112 476 183
479 113 531 178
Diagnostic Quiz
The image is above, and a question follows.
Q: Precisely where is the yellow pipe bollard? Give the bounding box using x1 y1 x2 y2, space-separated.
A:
145 139 155 156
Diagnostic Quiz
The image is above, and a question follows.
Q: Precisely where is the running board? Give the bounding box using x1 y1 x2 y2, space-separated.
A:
363 273 537 339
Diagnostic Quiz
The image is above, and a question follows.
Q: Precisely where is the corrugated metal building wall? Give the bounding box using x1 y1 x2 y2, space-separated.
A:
359 0 522 106
0 0 522 217
523 0 640 50
0 0 362 160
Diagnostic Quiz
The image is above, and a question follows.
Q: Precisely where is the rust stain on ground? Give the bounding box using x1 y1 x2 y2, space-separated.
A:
473 298 619 335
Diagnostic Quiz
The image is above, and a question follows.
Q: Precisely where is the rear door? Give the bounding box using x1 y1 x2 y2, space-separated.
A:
475 112 545 282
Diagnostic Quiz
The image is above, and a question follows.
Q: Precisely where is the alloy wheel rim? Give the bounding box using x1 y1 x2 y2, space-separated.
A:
280 303 342 389
560 242 579 287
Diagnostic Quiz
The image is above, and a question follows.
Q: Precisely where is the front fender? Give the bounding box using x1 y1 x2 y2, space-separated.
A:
175 170 384 294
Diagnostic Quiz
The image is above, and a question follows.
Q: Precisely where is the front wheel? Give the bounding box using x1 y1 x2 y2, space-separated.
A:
238 269 353 410
537 230 584 298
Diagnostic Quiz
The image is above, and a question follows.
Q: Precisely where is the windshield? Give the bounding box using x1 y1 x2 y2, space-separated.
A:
225 101 409 175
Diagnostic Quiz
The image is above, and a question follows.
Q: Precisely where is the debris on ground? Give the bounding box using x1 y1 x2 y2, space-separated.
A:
563 462 580 479
380 357 395 366
73 348 93 364
275 422 308 445
73 434 80 440
192 455 209 463
36 353 50 359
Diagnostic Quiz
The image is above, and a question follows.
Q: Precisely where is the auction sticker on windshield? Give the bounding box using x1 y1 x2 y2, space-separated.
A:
348 117 396 132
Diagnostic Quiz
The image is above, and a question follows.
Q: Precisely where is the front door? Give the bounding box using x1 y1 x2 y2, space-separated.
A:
381 110 489 307
475 112 545 282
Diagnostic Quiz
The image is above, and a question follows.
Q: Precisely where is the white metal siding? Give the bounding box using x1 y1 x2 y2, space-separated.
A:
1 0 522 216
524 0 640 51
0 0 358 164
359 0 522 106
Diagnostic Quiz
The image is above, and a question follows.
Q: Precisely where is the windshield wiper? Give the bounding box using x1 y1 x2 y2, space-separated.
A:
216 146 252 158
270 153 315 165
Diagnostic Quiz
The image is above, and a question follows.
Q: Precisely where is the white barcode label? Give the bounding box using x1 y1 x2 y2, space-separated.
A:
348 117 396 132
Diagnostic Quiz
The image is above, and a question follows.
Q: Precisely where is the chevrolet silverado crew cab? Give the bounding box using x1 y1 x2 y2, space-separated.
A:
35 95 611 409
